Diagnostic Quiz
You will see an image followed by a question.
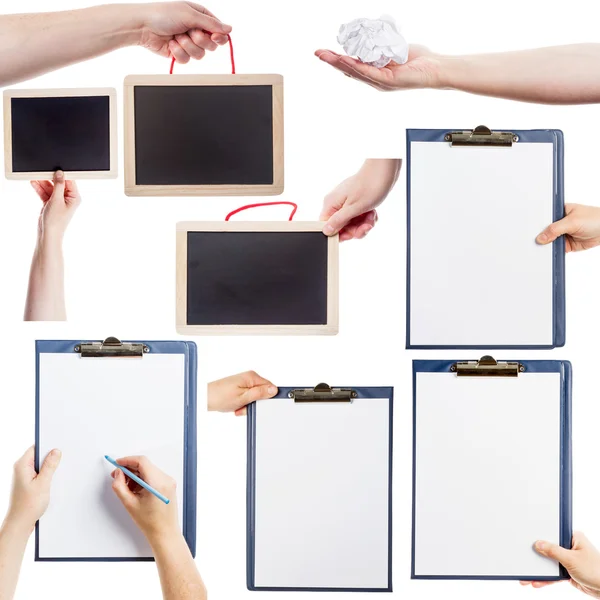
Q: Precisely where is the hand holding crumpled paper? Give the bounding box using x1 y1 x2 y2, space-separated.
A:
337 15 409 68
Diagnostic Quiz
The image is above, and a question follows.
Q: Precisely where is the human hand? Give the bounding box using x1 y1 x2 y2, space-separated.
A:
321 159 401 241
137 2 232 64
31 171 80 244
111 456 180 546
6 446 61 533
315 45 440 91
520 533 600 597
536 204 600 252
208 371 278 416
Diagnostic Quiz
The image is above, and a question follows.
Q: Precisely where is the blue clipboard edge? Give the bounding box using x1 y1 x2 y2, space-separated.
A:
33 339 198 562
246 386 394 592
405 128 566 350
410 359 572 580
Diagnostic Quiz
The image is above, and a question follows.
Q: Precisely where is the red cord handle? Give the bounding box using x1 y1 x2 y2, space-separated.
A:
225 202 298 221
170 34 235 74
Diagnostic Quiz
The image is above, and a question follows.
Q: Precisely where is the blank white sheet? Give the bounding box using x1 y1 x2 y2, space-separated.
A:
409 141 555 346
38 353 185 559
253 396 391 589
414 372 561 577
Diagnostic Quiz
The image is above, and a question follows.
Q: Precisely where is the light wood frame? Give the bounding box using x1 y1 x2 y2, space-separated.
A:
124 74 284 197
176 221 338 335
3 87 118 180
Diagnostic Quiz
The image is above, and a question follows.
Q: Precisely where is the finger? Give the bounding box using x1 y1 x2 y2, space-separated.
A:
242 370 275 389
168 40 191 64
111 469 136 509
320 190 346 221
37 449 62 484
184 3 232 34
30 180 53 202
188 29 218 52
235 407 247 417
536 216 575 245
323 205 360 236
175 33 206 60
242 383 278 404
339 230 354 242
519 581 532 586
65 180 80 205
354 223 374 239
531 581 559 588
534 540 573 566
315 49 343 59
52 170 66 199
337 56 396 89
14 445 35 471
211 32 229 45
572 531 592 550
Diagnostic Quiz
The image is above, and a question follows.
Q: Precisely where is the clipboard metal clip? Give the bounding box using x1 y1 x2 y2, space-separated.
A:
288 383 357 403
445 125 519 147
450 355 525 377
74 337 149 358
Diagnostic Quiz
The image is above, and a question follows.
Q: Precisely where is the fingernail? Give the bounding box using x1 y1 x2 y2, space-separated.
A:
535 541 546 551
268 386 277 395
536 233 548 243
51 449 62 458
323 225 335 236
55 170 64 182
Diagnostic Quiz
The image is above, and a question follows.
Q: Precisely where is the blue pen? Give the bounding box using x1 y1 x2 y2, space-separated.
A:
104 455 170 505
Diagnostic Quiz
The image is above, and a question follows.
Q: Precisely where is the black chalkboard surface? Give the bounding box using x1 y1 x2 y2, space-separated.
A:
124 75 284 196
186 231 328 326
134 86 273 185
6 92 114 175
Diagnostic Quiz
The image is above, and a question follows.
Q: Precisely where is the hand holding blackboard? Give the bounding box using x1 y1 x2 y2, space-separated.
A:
0 3 231 87
24 170 81 322
321 158 402 241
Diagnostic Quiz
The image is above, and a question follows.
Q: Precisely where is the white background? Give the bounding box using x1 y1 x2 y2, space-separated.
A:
0 0 598 598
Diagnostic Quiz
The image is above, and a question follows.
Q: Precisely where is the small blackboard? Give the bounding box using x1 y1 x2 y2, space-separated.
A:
176 222 338 335
3 88 117 179
124 75 283 196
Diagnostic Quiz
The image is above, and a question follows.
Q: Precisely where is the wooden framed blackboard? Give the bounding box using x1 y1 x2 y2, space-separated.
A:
3 88 117 179
176 222 338 335
124 75 284 196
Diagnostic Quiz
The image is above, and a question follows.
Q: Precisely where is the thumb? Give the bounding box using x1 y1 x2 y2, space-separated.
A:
111 469 136 509
52 170 66 200
186 5 232 34
323 205 360 236
242 383 278 405
37 449 62 484
536 216 575 245
534 540 573 568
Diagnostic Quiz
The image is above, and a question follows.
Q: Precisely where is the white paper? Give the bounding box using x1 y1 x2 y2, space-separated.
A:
409 141 555 346
414 372 561 577
253 396 391 589
38 353 186 559
338 15 408 68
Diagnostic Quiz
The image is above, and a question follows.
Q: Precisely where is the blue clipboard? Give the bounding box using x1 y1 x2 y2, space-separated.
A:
411 359 572 580
246 386 394 592
34 339 197 562
406 128 565 349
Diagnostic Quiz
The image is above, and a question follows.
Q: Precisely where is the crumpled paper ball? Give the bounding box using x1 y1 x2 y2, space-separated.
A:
337 15 409 68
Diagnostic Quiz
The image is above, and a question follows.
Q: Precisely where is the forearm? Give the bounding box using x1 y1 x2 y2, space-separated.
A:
0 518 30 600
0 4 142 86
24 236 66 321
435 44 600 104
150 532 207 600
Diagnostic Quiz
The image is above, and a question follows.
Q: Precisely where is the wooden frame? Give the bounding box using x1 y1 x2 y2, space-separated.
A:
124 74 284 197
176 221 338 335
3 87 118 180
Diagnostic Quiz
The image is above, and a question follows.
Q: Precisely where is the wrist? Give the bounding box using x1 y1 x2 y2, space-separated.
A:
146 526 184 552
90 4 145 47
434 54 466 90
2 512 35 540
36 230 64 253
